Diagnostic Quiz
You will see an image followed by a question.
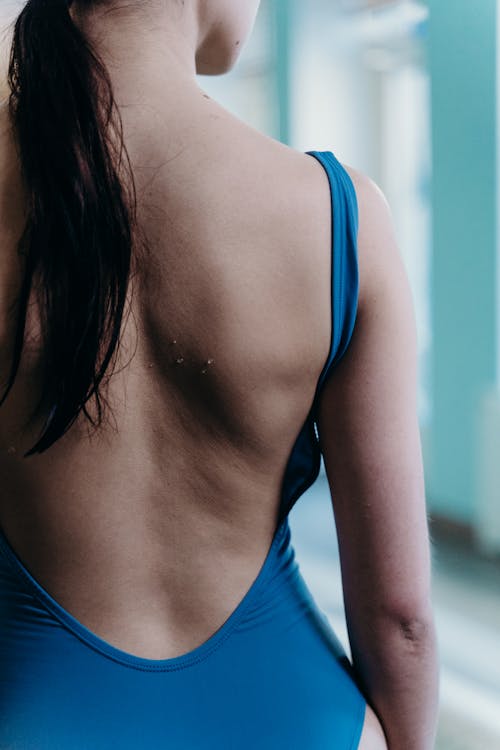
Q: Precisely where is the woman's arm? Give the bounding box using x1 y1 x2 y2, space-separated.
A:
316 169 440 750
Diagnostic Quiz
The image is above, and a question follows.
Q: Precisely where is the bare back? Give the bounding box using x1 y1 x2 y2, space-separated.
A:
0 0 440 744
0 92 338 659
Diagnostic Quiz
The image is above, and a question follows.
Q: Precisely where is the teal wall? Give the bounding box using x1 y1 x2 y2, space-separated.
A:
427 0 498 522
266 0 500 535
270 0 293 144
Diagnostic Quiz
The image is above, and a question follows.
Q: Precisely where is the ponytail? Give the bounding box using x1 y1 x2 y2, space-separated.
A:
1 0 140 457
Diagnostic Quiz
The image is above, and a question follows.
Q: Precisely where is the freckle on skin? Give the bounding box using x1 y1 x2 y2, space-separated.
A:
235 40 240 46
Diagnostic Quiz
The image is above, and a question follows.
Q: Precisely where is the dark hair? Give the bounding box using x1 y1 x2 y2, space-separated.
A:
1 0 142 457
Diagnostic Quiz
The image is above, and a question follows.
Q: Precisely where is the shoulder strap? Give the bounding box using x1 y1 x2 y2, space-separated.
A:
306 150 360 411
276 150 360 522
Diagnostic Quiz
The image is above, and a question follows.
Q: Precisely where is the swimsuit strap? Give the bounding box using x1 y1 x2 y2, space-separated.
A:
307 150 360 405
277 150 360 523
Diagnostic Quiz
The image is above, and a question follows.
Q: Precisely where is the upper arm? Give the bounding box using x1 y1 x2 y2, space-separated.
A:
316 169 432 625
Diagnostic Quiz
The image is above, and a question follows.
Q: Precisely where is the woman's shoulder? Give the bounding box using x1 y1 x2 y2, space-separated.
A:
256 143 404 315
286 147 391 240
334 160 403 311
337 159 389 214
285 148 401 313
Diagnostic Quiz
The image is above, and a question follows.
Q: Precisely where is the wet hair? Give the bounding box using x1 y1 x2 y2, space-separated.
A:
1 0 141 457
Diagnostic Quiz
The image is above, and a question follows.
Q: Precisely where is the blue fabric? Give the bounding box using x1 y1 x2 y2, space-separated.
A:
278 150 359 523
0 150 366 749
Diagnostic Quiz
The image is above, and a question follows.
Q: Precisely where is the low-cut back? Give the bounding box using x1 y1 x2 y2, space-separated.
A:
0 149 367 749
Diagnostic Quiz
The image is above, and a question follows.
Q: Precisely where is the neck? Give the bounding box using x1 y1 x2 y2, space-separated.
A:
71 2 203 109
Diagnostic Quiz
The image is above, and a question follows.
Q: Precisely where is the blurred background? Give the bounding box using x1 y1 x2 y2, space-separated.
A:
1 1 499 748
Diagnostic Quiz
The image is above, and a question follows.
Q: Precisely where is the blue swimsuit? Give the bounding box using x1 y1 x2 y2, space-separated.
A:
0 150 367 749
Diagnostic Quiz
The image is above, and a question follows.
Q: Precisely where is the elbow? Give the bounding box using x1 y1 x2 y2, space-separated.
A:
396 613 435 651
380 601 437 654
347 593 438 658
362 597 436 642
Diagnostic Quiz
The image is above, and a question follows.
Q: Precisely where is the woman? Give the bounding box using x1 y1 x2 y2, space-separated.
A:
0 1 439 747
